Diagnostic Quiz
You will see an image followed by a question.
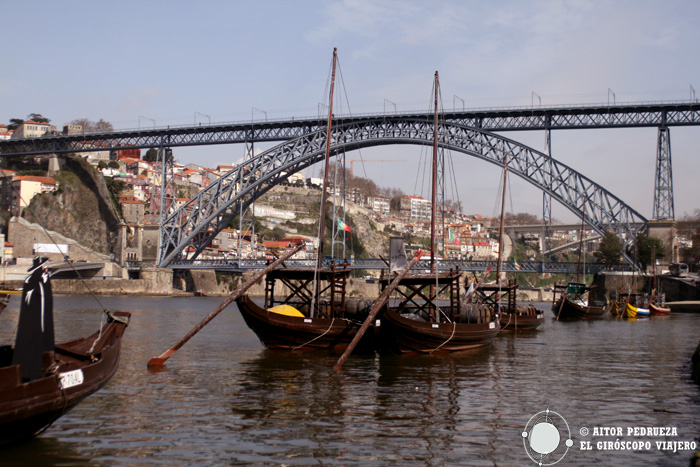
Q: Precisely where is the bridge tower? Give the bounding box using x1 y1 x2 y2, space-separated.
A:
648 126 678 264
652 126 674 220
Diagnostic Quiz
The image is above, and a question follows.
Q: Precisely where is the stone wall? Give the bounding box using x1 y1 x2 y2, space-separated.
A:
8 216 112 263
48 267 173 295
592 272 646 302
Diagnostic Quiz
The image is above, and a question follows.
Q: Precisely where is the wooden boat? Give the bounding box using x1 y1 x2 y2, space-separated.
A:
551 282 606 320
235 266 374 351
378 269 500 354
623 302 650 318
607 299 620 317
551 207 606 321
462 142 543 331
0 258 130 446
234 50 373 352
378 72 501 353
473 282 544 331
648 301 671 315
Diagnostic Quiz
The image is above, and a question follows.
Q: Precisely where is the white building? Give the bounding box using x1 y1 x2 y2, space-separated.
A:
6 176 58 215
11 120 57 139
368 196 390 215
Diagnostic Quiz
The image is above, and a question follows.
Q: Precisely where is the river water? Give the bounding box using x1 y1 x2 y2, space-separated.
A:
1 295 699 466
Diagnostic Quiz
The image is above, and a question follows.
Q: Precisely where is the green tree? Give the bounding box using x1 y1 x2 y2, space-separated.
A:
636 233 665 268
144 148 158 162
104 177 126 197
7 118 24 130
107 160 120 169
143 148 173 163
595 231 623 264
27 113 50 123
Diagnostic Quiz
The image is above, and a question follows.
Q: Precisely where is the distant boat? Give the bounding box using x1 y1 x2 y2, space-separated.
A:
0 258 130 447
551 282 606 320
648 301 671 315
624 302 650 318
470 148 544 332
469 282 544 331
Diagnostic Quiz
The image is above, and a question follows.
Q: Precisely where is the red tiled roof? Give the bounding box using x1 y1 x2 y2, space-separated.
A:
14 175 56 185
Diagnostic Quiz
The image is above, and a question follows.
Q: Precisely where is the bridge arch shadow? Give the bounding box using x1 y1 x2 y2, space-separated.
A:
158 118 647 266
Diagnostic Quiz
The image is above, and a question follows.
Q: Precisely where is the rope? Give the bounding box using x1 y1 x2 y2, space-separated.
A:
497 312 511 335
429 321 457 353
505 312 513 330
292 317 336 350
87 310 107 354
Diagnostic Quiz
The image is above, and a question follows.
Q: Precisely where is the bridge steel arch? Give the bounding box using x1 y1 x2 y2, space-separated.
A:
158 117 647 267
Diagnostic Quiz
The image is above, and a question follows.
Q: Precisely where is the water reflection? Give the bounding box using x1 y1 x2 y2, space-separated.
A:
0 436 93 467
1 296 699 466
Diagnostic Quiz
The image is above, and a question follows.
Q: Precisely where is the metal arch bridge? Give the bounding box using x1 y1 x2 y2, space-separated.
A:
158 117 649 267
1 101 699 157
1 101 698 267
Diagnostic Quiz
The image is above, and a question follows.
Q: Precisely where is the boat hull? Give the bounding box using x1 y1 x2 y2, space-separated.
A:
499 310 545 330
379 308 500 354
649 302 671 315
0 311 130 447
552 297 606 321
236 295 373 351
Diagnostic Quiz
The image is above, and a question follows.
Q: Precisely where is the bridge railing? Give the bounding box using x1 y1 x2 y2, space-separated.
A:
2 99 698 143
167 258 635 275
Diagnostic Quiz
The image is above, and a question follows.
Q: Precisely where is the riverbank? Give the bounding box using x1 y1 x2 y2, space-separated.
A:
1 273 557 302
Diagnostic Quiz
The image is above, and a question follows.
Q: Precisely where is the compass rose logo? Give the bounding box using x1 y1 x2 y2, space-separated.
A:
522 408 573 465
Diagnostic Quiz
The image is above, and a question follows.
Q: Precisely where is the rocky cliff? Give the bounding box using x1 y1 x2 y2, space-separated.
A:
25 155 121 255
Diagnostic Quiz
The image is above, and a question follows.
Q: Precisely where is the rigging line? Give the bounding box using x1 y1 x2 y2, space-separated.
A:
336 59 368 181
491 163 505 219
414 83 436 199
0 168 110 314
507 165 515 221
447 151 461 215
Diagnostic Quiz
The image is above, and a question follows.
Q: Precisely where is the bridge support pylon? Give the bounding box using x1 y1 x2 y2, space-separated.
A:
652 126 674 221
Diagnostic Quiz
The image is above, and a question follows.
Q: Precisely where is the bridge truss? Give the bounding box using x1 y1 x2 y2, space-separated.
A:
1 102 698 157
2 101 697 268
157 118 648 267
171 257 632 275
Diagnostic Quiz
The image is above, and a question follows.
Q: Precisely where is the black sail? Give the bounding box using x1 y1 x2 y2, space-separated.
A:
11 259 54 381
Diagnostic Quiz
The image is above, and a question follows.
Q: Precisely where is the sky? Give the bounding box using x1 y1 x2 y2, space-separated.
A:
2 0 699 222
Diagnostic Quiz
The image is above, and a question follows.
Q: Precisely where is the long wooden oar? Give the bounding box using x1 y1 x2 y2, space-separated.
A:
334 252 421 370
147 244 304 367
556 290 567 321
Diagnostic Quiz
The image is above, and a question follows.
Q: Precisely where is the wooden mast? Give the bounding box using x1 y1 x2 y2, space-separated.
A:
576 210 585 283
430 71 439 275
495 155 508 281
428 71 440 321
313 47 338 317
